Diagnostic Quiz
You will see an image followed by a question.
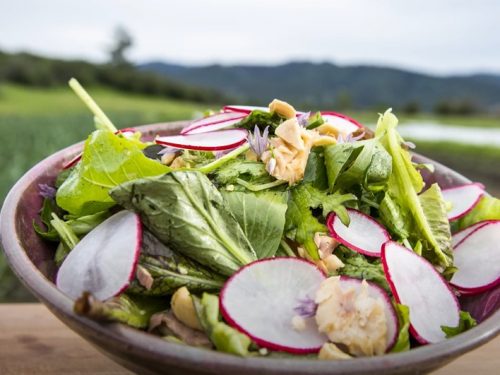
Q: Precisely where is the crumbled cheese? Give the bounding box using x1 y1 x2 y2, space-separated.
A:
291 315 307 332
318 343 352 360
315 277 388 357
275 118 305 150
313 233 338 259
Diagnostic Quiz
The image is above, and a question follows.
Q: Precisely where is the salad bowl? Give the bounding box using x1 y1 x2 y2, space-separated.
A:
1 121 499 375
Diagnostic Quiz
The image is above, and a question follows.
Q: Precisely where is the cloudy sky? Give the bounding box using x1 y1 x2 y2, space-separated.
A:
1 0 499 75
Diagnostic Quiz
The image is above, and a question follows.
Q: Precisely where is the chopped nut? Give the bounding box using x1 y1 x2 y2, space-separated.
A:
136 265 154 290
161 152 177 165
170 156 187 169
317 123 341 137
171 287 203 331
291 315 307 332
318 343 352 360
269 98 296 119
312 135 337 147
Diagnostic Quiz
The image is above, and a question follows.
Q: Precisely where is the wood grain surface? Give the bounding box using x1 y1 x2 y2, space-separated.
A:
0 304 497 374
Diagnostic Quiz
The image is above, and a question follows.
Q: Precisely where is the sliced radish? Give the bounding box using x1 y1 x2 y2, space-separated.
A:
452 221 491 247
180 112 246 135
320 111 362 135
441 183 485 221
56 211 142 300
450 222 500 294
223 105 270 114
156 129 248 151
327 209 390 257
382 241 460 344
220 258 327 354
62 128 138 169
338 276 399 351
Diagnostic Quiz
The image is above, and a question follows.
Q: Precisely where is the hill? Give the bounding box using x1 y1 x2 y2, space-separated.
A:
139 61 500 111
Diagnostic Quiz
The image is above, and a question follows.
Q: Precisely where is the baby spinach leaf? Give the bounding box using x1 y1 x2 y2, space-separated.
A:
236 110 283 134
111 171 257 276
303 147 328 190
222 191 288 258
56 130 170 216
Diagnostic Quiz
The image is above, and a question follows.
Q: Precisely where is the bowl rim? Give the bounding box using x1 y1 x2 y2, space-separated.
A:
1 121 499 374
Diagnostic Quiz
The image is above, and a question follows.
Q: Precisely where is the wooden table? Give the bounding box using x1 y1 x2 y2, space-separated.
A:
0 304 498 374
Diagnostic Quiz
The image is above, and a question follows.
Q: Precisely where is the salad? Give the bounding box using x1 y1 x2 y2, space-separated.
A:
34 78 500 359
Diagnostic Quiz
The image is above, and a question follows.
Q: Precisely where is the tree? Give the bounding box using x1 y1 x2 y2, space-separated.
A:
109 26 133 66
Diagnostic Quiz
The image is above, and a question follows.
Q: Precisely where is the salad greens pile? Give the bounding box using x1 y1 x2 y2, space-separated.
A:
35 80 499 359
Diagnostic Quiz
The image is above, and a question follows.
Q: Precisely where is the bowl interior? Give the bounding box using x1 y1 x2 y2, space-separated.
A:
2 121 499 375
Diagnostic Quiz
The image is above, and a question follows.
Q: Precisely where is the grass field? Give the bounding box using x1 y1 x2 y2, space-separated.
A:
0 84 499 302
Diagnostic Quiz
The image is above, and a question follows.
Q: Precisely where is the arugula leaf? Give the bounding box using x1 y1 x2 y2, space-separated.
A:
56 130 170 216
236 110 283 133
335 246 391 293
376 110 452 267
285 184 357 259
213 159 269 185
111 171 257 276
390 304 411 353
74 292 168 329
127 231 225 295
193 293 252 356
441 311 477 338
222 191 288 258
456 196 500 230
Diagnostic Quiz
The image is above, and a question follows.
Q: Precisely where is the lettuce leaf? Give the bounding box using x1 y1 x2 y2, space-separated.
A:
390 304 411 353
193 293 252 356
56 130 170 216
303 147 328 190
285 184 357 260
441 311 477 338
456 196 500 231
222 191 288 258
111 171 257 276
376 110 452 267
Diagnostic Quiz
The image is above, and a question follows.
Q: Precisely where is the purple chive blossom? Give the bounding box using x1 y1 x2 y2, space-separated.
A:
248 125 269 157
294 296 317 318
337 131 366 144
297 111 311 127
266 157 277 175
158 146 180 156
38 183 56 199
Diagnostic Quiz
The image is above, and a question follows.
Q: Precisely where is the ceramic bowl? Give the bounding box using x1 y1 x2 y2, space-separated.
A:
1 122 499 375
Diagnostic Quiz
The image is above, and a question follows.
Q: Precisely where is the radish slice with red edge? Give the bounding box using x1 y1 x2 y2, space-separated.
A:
327 208 390 257
441 183 485 221
62 128 137 169
320 111 362 135
382 241 460 344
450 221 500 294
452 220 492 247
56 211 142 300
156 129 248 151
180 112 246 135
220 257 327 354
223 105 270 114
337 276 399 351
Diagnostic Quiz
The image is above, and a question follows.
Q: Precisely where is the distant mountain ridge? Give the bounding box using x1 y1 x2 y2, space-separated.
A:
139 61 500 111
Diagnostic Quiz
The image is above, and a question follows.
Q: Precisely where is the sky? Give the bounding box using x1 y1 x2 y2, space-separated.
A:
1 0 500 76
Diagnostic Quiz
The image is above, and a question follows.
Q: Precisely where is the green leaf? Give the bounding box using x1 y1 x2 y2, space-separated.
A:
222 191 288 258
193 293 252 356
127 231 225 296
441 311 477 338
456 196 500 230
213 159 269 185
236 110 283 133
56 130 170 216
303 147 328 190
390 304 411 353
377 110 452 267
336 246 391 293
110 171 257 276
285 184 357 259
74 292 168 329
